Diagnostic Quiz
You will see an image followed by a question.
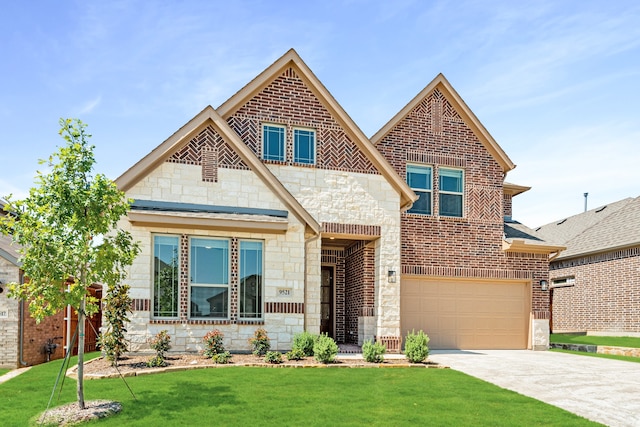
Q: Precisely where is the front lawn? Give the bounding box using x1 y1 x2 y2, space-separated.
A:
551 334 640 348
1 354 598 426
0 368 9 377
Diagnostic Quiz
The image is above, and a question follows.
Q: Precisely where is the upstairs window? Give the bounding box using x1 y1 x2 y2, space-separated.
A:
263 124 285 161
439 168 464 217
407 165 432 215
293 128 315 164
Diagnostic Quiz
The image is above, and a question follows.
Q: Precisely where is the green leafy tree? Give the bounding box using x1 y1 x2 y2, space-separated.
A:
0 119 140 409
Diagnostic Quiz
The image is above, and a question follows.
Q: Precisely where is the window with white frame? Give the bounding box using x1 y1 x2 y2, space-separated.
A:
407 164 432 215
189 238 229 319
263 124 285 161
153 235 180 318
293 128 315 164
439 167 464 217
239 240 264 319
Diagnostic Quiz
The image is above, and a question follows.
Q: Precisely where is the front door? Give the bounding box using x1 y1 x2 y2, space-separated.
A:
320 266 334 337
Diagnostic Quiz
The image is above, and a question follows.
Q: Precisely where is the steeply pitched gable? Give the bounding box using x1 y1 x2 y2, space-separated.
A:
371 73 515 173
217 49 417 209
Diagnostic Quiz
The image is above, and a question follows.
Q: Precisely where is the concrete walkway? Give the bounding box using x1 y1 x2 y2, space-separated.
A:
0 366 31 384
428 350 640 427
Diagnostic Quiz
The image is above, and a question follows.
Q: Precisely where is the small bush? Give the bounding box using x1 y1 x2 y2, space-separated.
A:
147 330 171 367
286 348 306 361
203 329 226 358
264 351 283 364
362 339 386 363
99 283 132 367
211 351 232 364
404 329 430 363
292 331 316 356
249 328 271 356
313 333 338 364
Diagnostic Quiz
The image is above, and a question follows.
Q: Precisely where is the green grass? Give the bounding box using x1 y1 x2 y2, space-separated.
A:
0 369 9 376
1 355 599 427
551 334 640 348
551 348 640 364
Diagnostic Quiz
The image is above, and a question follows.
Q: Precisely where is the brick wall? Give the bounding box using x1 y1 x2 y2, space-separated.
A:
344 242 375 344
377 88 550 313
503 194 513 218
20 303 65 366
550 247 640 333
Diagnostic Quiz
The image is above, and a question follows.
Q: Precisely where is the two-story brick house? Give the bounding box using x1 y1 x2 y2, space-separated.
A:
115 49 560 352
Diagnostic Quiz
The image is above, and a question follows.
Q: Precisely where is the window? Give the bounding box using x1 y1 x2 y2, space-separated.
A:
407 165 432 215
294 128 315 164
263 124 285 161
439 168 464 217
153 235 180 318
551 277 575 288
239 240 263 319
190 238 229 319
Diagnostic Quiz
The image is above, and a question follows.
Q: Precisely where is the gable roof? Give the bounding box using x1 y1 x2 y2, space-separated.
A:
115 106 321 235
0 234 21 266
370 73 515 173
536 197 640 260
502 220 565 256
217 48 417 210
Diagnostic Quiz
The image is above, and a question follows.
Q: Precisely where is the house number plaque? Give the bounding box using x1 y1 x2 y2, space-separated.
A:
277 288 292 297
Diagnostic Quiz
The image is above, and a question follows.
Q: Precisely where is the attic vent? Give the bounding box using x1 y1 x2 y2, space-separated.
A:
535 227 541 231
557 219 567 225
595 206 607 213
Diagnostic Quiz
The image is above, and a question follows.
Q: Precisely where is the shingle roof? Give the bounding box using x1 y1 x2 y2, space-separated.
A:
0 234 20 266
535 196 640 260
503 220 564 252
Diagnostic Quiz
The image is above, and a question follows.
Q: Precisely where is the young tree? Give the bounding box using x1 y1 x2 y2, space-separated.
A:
0 119 140 409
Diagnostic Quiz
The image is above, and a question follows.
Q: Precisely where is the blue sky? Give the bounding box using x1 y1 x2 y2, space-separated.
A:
1 0 639 227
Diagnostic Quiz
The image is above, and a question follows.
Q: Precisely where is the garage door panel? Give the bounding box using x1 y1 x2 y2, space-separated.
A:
401 278 529 350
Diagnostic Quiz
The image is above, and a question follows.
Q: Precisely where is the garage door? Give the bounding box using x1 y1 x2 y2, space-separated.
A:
401 278 529 349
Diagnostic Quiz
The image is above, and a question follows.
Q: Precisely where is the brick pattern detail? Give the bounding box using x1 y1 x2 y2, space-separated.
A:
322 222 381 237
229 67 378 174
132 299 150 311
377 87 550 313
345 243 375 344
201 145 218 182
265 302 305 314
179 234 189 320
376 335 402 353
550 246 640 333
503 194 513 218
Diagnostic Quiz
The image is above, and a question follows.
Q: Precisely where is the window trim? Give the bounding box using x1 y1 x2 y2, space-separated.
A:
438 167 464 218
262 123 286 162
238 239 265 321
293 127 316 165
188 236 231 320
152 234 181 319
406 163 433 215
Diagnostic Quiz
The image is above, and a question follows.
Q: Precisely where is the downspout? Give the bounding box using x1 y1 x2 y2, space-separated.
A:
18 270 28 366
303 229 321 331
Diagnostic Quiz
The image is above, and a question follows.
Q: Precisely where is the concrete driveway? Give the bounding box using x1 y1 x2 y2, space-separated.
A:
429 350 640 427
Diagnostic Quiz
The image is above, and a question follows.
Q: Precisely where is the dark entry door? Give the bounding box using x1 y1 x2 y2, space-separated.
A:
320 266 334 337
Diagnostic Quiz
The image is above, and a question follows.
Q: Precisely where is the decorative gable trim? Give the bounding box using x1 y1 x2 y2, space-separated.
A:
217 49 417 210
371 73 516 173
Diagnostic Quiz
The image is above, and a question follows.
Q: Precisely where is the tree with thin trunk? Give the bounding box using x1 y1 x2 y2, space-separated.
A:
0 119 140 409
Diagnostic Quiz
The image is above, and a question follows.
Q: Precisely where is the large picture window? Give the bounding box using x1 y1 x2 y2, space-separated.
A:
239 240 263 319
439 168 464 217
190 238 229 319
263 124 285 161
293 128 315 164
407 164 432 215
153 235 179 318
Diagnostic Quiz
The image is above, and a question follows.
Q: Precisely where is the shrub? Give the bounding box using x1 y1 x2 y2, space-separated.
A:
147 330 171 367
98 283 132 367
203 329 226 358
249 328 271 356
211 351 232 364
285 348 306 361
362 339 386 363
404 329 430 363
292 331 316 357
313 333 338 364
264 351 283 364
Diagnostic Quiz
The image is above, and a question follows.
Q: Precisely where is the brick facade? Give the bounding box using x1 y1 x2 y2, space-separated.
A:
550 247 640 333
376 88 550 315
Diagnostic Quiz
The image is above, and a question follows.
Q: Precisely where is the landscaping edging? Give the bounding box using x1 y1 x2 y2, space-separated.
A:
550 343 640 357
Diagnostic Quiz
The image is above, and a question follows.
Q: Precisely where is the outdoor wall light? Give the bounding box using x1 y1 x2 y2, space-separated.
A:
388 270 397 283
540 280 549 291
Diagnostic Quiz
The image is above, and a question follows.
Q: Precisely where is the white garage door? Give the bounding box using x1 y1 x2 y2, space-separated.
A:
401 278 530 349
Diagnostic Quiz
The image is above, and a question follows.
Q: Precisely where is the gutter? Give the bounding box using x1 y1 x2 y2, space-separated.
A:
18 270 28 367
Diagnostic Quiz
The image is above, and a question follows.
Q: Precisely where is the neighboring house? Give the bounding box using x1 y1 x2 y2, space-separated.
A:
116 49 561 353
536 196 640 336
0 201 102 368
